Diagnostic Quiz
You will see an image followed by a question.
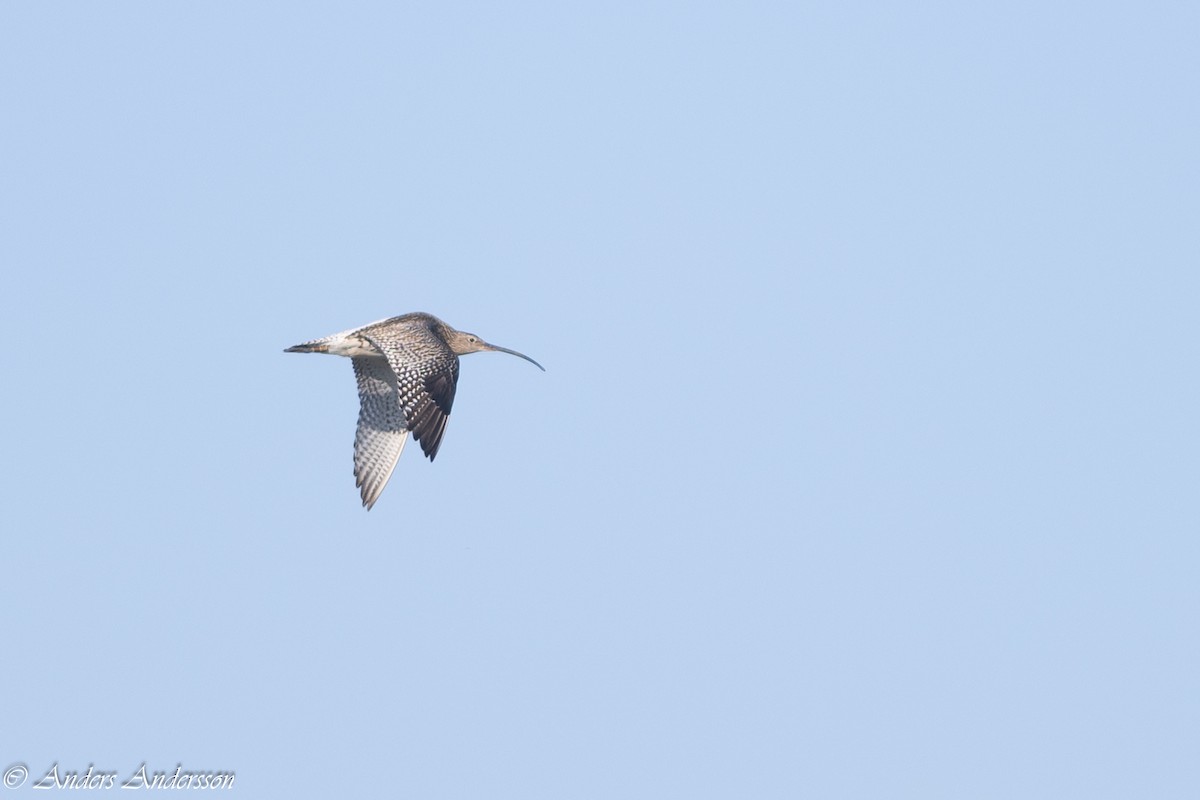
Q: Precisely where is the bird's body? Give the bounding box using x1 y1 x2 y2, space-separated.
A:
286 312 543 509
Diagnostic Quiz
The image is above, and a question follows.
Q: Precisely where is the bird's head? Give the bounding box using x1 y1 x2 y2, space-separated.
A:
447 329 545 370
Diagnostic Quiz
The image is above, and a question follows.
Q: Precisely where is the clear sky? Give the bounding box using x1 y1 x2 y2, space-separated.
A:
1 2 1197 798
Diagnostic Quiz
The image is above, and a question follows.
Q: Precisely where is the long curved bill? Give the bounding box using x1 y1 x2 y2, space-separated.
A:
484 343 546 371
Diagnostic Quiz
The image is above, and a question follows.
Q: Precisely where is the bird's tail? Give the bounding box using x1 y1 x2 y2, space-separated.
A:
284 342 329 353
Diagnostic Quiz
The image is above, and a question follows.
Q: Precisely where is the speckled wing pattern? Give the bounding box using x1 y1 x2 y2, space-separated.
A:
361 319 460 462
351 356 409 510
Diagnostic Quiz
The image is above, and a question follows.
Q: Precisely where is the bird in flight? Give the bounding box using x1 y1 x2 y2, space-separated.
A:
286 312 544 509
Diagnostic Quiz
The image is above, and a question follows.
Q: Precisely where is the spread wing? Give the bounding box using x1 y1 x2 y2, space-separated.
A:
363 325 460 461
352 356 409 510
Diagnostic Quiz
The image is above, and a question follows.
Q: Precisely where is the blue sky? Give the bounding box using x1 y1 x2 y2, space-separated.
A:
1 2 1197 798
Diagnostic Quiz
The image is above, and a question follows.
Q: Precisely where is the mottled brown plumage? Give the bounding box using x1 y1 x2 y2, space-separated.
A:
286 312 544 509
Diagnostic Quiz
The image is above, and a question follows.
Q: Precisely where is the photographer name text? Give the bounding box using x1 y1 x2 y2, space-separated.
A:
3 762 235 791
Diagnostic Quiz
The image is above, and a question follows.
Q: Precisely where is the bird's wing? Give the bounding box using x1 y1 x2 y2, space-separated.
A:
363 326 460 461
352 355 409 510
405 354 459 460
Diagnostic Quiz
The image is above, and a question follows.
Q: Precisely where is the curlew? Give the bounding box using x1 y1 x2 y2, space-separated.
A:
286 312 544 509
